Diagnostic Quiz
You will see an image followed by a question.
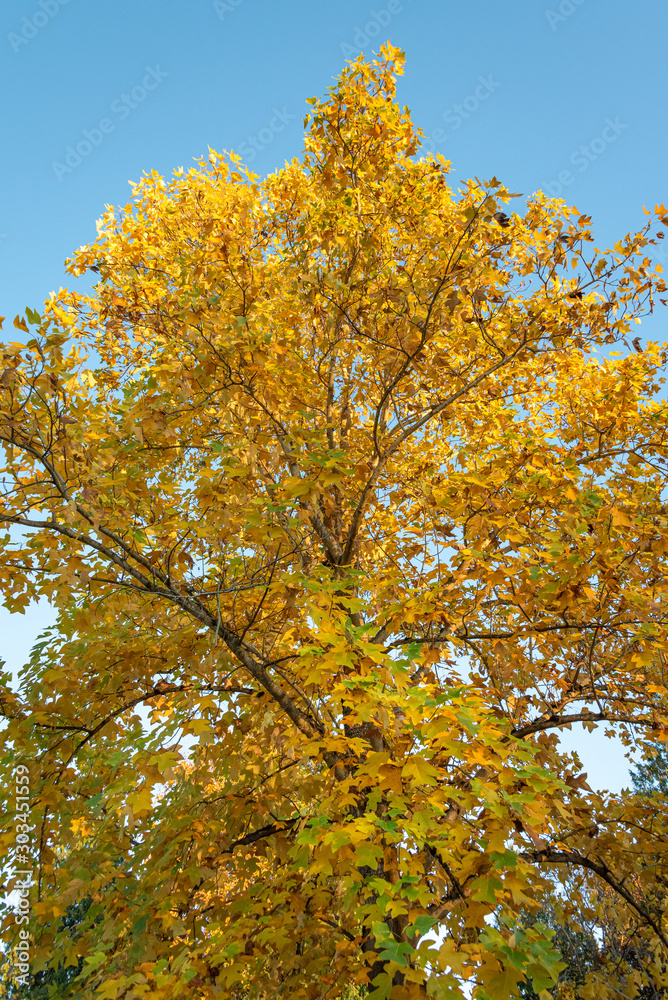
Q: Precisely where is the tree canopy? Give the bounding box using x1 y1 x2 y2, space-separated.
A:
2 44 668 1000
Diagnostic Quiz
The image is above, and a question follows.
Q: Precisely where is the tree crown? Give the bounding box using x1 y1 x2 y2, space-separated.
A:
2 43 668 1000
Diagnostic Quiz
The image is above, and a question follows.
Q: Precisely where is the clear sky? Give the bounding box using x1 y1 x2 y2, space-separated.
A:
1 0 666 791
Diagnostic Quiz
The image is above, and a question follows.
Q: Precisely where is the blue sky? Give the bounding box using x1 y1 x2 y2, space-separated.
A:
1 0 667 790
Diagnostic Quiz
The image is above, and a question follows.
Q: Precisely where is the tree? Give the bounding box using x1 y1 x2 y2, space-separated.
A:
517 744 668 998
515 876 601 999
0 895 92 999
516 872 668 999
1 42 668 1000
631 742 668 797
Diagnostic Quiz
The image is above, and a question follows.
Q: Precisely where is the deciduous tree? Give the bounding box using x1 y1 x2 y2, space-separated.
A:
2 44 668 1000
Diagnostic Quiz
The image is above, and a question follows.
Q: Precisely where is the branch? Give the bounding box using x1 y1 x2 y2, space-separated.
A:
512 710 652 739
522 847 668 950
222 816 300 853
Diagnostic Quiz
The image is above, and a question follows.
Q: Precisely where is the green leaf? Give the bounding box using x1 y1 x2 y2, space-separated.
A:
376 939 414 966
25 306 42 325
409 914 437 937
471 875 503 904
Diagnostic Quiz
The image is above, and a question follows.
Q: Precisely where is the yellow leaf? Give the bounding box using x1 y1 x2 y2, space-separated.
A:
402 756 440 786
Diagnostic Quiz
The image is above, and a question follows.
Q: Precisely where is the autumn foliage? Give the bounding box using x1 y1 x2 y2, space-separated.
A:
2 44 668 999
